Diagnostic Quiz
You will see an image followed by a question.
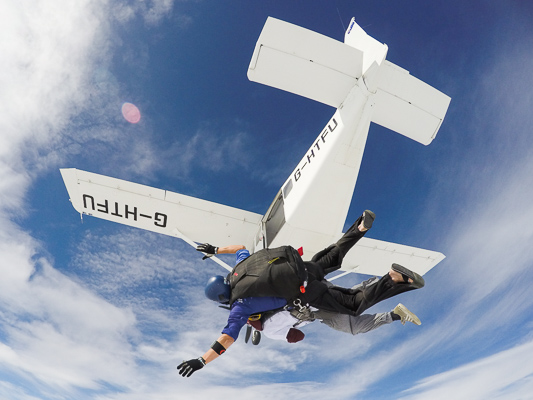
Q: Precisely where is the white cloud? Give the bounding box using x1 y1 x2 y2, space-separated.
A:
0 0 106 150
112 0 175 26
0 227 140 395
399 339 533 400
0 0 184 193
0 0 113 216
0 0 184 397
157 122 255 185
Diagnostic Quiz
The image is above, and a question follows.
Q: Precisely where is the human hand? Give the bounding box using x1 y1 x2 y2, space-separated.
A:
196 243 218 260
177 357 206 377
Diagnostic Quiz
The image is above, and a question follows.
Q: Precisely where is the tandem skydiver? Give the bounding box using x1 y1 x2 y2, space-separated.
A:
177 210 424 377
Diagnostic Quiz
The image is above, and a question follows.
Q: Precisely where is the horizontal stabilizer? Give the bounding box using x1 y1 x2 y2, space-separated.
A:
248 17 450 146
248 17 364 108
339 237 445 277
60 168 262 249
371 61 451 145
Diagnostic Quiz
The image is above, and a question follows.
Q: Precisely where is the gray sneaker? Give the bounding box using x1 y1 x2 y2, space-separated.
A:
393 303 421 326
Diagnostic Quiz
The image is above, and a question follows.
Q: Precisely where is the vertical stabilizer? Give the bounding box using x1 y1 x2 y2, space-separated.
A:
344 18 388 75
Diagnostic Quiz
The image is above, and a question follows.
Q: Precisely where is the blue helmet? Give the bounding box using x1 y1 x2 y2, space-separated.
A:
205 276 231 304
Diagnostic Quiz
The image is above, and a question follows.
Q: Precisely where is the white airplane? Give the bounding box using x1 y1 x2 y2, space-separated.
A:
61 17 450 279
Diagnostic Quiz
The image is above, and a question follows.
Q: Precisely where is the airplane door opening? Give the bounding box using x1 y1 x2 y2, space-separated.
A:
265 194 285 247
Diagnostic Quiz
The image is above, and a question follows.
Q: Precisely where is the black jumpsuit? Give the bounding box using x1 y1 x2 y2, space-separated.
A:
302 215 422 317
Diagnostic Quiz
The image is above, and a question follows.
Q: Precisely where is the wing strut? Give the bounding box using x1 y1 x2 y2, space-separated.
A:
327 270 355 282
172 228 233 272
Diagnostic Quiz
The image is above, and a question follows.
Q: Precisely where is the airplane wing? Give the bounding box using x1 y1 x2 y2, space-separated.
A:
61 168 444 278
60 168 262 250
335 237 445 278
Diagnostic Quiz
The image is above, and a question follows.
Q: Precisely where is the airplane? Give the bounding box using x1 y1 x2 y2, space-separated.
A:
60 17 450 281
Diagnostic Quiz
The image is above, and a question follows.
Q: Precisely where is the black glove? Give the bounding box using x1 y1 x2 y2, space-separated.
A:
177 357 206 377
196 243 218 260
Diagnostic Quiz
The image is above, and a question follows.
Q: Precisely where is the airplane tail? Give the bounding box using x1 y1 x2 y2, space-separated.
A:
248 17 450 145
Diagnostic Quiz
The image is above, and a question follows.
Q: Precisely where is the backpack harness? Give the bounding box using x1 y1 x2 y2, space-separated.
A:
227 246 312 314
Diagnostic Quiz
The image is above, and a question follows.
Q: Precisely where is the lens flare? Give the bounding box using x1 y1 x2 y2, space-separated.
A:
121 102 141 123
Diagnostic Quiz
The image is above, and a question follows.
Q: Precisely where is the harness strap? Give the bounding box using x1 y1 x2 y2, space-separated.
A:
289 298 315 321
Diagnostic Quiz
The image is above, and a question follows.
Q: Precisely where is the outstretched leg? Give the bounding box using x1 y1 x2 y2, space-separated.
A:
311 210 375 276
326 264 424 316
315 310 394 335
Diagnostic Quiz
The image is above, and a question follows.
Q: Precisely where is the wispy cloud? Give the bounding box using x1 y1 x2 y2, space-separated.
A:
399 339 533 400
160 122 255 181
0 0 184 397
0 227 140 394
112 0 175 26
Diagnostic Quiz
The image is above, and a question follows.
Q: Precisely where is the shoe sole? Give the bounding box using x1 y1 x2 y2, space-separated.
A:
391 263 425 288
394 303 421 325
362 210 375 229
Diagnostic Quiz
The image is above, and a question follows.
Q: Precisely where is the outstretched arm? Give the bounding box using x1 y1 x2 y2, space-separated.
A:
196 243 245 259
177 334 235 377
217 245 246 254
202 333 235 363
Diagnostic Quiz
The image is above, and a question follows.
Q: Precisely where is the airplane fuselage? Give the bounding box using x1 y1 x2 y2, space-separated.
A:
259 77 374 258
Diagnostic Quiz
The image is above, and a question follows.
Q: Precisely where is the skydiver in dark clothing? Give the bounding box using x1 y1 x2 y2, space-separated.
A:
289 211 424 318
177 210 424 377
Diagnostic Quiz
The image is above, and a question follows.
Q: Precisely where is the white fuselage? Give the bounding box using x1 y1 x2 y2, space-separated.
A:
258 77 374 258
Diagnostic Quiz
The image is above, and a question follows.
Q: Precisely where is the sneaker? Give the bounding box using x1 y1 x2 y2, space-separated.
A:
393 303 421 326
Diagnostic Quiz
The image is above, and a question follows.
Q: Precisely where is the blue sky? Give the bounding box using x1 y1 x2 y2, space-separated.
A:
1 1 533 399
